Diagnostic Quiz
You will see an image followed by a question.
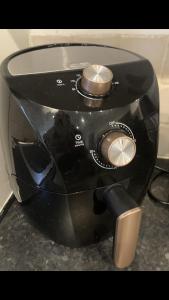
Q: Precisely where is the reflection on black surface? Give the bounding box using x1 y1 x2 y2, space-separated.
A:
21 189 114 247
43 111 95 191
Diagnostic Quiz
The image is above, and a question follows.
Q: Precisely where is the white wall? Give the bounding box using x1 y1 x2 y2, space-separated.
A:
29 29 169 36
0 30 18 61
0 30 19 211
8 29 30 49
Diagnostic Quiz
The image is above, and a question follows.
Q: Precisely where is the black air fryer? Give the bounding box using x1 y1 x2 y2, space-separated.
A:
0 44 159 268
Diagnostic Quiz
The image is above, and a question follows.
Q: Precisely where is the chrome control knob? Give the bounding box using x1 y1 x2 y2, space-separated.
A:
101 131 136 167
81 64 113 96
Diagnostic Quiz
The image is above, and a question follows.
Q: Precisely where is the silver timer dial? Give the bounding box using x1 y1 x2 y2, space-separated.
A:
90 122 136 169
101 131 136 167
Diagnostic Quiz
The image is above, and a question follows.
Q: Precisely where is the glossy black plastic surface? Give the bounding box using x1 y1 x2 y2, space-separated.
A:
0 44 159 246
9 89 158 199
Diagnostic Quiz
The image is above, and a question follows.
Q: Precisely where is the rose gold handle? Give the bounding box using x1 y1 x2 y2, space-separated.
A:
102 184 142 269
114 207 142 269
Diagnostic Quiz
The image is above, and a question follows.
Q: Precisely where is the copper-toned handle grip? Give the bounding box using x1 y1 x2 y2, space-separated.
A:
113 207 142 269
100 183 143 269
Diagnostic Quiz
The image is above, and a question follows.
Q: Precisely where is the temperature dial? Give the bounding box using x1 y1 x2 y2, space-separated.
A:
101 131 136 167
81 64 113 96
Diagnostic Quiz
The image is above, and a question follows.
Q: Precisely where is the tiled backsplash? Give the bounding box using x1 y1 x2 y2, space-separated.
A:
29 29 169 158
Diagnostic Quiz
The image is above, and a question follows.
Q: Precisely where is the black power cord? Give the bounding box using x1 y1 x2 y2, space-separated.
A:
148 165 169 205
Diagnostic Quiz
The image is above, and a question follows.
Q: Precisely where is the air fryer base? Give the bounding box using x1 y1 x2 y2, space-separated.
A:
19 188 114 248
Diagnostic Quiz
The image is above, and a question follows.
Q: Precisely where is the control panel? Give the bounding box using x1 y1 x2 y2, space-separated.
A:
55 63 118 103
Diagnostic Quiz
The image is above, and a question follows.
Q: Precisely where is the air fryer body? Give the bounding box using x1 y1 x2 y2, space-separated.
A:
0 44 159 248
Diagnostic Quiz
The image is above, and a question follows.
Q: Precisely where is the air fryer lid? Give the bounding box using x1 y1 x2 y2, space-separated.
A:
7 44 142 76
1 44 155 111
